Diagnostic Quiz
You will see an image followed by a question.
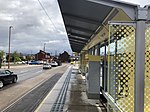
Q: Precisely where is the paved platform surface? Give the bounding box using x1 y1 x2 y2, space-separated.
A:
35 65 106 112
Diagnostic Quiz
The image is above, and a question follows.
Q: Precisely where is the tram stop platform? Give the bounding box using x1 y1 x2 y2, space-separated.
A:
35 64 106 112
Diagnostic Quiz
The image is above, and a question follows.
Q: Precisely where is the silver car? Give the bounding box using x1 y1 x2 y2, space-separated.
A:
43 63 51 69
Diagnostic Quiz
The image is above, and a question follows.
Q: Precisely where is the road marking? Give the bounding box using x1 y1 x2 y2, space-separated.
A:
1 73 54 112
1 64 69 112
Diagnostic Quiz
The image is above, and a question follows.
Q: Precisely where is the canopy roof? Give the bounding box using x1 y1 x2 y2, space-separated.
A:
58 0 138 53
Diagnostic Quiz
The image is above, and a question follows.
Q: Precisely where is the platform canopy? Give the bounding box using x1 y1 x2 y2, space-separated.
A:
58 0 138 53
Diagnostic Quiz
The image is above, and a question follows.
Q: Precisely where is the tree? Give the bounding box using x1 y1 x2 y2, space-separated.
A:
12 51 21 63
0 50 5 68
26 54 33 61
19 53 25 61
0 50 5 59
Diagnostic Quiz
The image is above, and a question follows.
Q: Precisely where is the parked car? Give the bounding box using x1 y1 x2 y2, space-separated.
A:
51 61 58 67
29 61 40 65
0 70 18 88
43 63 51 69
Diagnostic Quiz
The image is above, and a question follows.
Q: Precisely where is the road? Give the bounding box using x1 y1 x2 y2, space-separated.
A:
0 64 69 111
11 65 45 82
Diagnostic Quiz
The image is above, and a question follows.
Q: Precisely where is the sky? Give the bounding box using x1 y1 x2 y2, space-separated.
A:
0 0 149 55
0 0 71 55
119 0 150 6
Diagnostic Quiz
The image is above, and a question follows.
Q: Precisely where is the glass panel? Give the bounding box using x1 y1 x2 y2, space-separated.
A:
108 24 135 112
145 26 150 112
100 46 105 56
95 48 97 55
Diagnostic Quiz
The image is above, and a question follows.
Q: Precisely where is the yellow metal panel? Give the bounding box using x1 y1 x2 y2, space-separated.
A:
80 52 88 74
82 9 132 51
85 54 100 61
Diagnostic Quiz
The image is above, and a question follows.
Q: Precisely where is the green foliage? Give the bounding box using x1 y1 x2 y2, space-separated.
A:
12 51 21 63
26 55 33 61
0 50 5 68
0 50 5 60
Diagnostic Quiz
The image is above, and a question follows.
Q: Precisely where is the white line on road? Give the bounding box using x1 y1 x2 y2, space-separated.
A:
1 72 56 112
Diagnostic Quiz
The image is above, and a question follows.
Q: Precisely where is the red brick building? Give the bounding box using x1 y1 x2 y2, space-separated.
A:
59 51 70 62
35 50 51 62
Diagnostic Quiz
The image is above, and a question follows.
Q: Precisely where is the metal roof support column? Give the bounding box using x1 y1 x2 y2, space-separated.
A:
97 44 100 56
134 6 149 112
135 21 145 112
104 42 107 92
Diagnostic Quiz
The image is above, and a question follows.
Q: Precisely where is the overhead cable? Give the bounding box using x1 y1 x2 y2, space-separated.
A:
37 0 57 30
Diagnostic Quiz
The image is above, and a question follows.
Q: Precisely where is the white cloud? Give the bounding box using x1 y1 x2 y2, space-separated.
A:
0 13 14 21
0 0 72 54
46 40 61 44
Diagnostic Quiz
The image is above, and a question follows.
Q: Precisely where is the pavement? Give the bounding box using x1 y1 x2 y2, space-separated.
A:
35 64 106 112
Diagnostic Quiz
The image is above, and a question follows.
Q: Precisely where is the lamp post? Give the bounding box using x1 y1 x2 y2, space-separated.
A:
8 26 13 69
44 43 46 52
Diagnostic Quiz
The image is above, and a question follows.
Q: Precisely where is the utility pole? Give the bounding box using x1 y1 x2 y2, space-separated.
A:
8 26 13 69
44 43 46 52
55 50 57 56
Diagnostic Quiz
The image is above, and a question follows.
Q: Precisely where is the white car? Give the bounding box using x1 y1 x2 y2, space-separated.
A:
43 63 51 69
51 61 58 67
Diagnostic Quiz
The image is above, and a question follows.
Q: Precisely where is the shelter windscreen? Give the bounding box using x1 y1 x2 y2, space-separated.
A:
108 24 135 112
145 25 150 112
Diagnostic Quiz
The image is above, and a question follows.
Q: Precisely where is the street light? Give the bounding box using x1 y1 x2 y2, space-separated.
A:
8 26 13 69
43 43 46 52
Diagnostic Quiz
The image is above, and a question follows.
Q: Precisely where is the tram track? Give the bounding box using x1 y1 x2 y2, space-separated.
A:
0 64 69 112
1 73 63 112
